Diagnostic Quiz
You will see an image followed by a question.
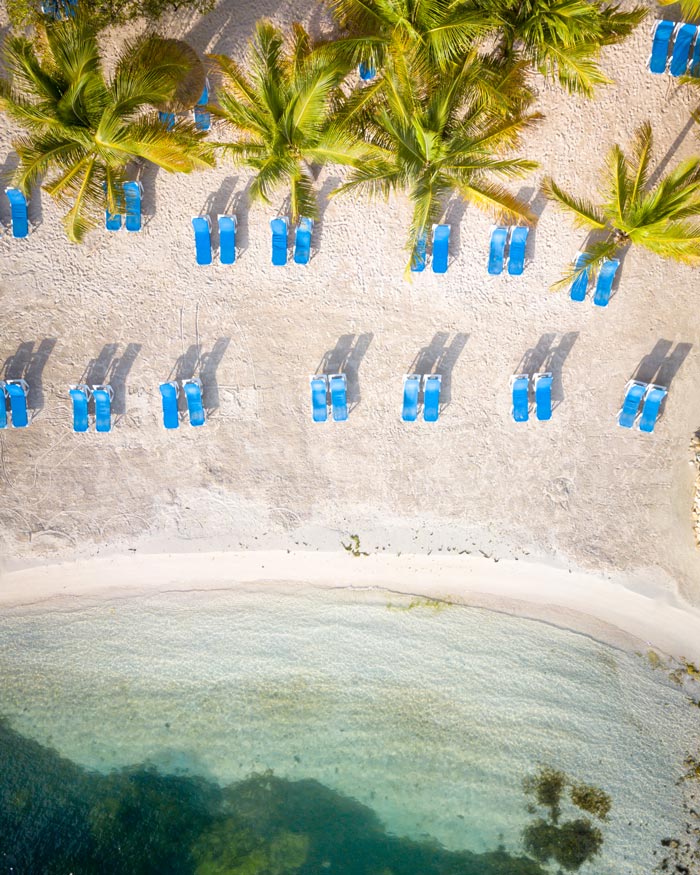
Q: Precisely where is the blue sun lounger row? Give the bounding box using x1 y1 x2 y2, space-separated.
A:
192 215 237 265
488 225 529 276
569 254 619 306
401 374 441 422
617 381 667 432
310 374 347 422
510 373 552 423
411 224 451 273
159 80 211 131
0 380 29 428
104 181 142 232
4 188 29 238
69 384 113 432
649 20 700 76
160 379 205 428
270 217 315 266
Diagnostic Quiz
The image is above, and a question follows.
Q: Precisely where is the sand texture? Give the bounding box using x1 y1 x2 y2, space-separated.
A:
0 1 699 608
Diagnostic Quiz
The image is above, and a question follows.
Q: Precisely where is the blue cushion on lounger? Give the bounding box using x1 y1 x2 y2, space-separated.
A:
159 382 179 430
70 385 90 433
330 374 348 422
411 232 427 272
649 20 675 73
507 226 529 276
432 224 450 273
593 258 620 307
670 23 697 77
192 216 212 265
123 181 143 232
93 386 112 433
5 188 28 239
6 380 28 428
159 111 176 129
183 379 205 427
104 183 122 231
488 226 508 275
359 63 376 80
0 383 7 429
570 252 591 302
218 215 236 265
194 79 211 131
310 376 328 422
423 374 441 422
638 384 667 433
293 217 314 265
271 217 288 266
511 375 529 423
534 373 552 421
617 380 646 428
401 375 420 422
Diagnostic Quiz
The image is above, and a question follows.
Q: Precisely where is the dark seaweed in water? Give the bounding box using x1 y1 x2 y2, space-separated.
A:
0 717 552 875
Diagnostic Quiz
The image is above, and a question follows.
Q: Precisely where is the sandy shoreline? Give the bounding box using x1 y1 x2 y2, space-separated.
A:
3 548 700 663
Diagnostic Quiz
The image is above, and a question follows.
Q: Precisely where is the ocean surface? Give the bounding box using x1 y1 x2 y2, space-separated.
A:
0 583 697 874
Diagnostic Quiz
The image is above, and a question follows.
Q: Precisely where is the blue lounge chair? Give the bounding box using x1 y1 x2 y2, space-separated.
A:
511 374 529 423
617 380 646 428
401 375 420 422
593 258 620 307
159 111 176 129
192 216 212 265
432 224 450 274
5 188 28 238
159 382 179 430
194 79 211 131
410 232 427 273
5 380 29 428
271 217 289 266
183 378 205 427
670 23 697 77
638 384 667 433
570 252 591 302
649 20 675 73
69 385 90 433
104 184 122 231
92 385 113 433
488 226 508 275
41 0 76 18
310 375 328 423
423 374 441 423
359 62 376 80
330 374 348 422
293 217 314 265
691 30 700 76
534 373 552 421
507 226 529 276
218 215 236 265
0 383 7 429
123 181 143 232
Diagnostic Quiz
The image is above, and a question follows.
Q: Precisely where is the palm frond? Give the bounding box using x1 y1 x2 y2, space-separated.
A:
628 120 652 205
455 179 537 224
549 237 621 291
541 176 606 230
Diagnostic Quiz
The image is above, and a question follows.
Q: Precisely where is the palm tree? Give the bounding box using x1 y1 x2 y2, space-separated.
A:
0 11 215 242
659 0 700 21
209 21 368 223
473 0 646 97
333 53 540 269
542 122 700 289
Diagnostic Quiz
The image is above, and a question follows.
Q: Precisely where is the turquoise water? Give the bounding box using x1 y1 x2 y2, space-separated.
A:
0 584 697 873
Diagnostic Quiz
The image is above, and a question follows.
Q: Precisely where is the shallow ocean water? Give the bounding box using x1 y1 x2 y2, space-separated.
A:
0 583 697 874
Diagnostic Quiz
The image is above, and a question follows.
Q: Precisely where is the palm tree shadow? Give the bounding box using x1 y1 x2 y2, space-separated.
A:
200 337 230 412
647 115 696 189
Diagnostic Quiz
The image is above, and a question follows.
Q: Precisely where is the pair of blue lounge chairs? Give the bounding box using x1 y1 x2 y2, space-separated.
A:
271 217 314 266
488 226 529 276
401 374 441 422
160 379 205 428
41 0 76 18
0 380 29 429
618 381 667 432
310 374 347 422
511 373 552 423
4 188 29 238
569 254 619 307
159 80 211 132
649 20 700 76
192 215 237 265
105 182 143 232
69 384 113 433
411 224 451 273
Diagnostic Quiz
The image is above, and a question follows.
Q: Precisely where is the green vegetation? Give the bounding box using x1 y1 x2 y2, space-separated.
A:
569 781 612 820
543 122 700 289
342 534 369 556
387 596 450 612
0 11 214 241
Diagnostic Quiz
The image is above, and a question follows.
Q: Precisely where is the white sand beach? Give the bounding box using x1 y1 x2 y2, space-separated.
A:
1 0 700 657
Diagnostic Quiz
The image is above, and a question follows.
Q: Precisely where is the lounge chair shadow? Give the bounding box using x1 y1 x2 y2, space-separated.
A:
81 343 119 387
318 333 373 408
546 332 579 409
515 186 547 260
171 345 202 413
138 162 159 223
230 179 252 255
202 175 239 252
443 198 468 257
110 343 142 417
408 332 468 410
633 339 693 389
200 337 231 412
516 333 557 376
3 338 57 413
